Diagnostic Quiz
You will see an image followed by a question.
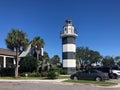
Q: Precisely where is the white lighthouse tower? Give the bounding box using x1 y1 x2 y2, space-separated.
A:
60 20 78 74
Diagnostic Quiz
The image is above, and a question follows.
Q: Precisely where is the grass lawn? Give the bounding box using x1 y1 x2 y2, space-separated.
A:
0 77 46 80
0 75 69 80
63 80 118 86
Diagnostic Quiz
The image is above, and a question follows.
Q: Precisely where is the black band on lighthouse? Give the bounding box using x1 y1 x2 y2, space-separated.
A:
62 36 75 44
62 52 76 59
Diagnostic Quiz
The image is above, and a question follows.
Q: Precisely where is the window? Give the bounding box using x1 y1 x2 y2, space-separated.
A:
90 70 97 73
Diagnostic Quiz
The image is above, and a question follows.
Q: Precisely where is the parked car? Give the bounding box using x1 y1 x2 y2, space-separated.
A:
70 69 109 81
112 70 120 79
95 67 120 79
112 66 120 70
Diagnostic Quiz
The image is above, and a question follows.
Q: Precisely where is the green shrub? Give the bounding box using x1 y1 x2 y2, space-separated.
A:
41 72 48 77
20 72 41 77
60 69 67 75
0 68 14 77
19 56 37 73
47 71 59 79
28 72 41 77
53 68 60 74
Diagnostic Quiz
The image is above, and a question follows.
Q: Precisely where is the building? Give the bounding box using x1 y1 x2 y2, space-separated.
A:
0 44 43 68
60 20 78 74
0 48 16 68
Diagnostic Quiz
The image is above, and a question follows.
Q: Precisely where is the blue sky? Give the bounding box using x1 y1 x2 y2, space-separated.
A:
0 0 120 59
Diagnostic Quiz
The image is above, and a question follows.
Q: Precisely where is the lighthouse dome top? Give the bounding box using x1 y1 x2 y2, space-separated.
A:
60 19 78 38
65 19 72 25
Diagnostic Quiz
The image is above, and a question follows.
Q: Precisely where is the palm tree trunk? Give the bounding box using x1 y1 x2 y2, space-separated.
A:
41 57 44 71
36 65 39 72
15 47 19 78
36 51 39 72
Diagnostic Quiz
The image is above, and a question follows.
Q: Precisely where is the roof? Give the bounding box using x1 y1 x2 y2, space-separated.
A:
19 44 31 57
0 48 16 56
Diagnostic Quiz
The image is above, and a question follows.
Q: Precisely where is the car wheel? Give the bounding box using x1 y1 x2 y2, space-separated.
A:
95 76 102 81
73 76 78 80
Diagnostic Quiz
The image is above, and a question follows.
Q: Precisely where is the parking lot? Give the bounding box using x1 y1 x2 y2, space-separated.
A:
107 78 120 83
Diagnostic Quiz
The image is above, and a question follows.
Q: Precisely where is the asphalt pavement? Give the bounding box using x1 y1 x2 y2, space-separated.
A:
0 79 120 90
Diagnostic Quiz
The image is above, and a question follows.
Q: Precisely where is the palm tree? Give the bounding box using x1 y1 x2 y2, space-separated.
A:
42 52 50 71
50 55 60 70
5 29 28 78
31 36 45 72
51 55 60 65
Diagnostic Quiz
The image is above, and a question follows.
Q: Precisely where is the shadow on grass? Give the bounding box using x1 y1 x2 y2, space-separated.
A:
63 80 118 86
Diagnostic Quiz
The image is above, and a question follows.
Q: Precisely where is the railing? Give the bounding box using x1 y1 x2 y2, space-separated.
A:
60 29 78 35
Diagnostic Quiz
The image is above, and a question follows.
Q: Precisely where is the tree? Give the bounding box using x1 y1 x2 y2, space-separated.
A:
88 50 102 65
5 29 28 78
76 47 90 68
31 36 45 72
41 52 50 71
50 55 60 70
51 55 60 65
76 47 102 70
117 61 120 66
114 56 120 65
101 56 115 67
19 56 37 73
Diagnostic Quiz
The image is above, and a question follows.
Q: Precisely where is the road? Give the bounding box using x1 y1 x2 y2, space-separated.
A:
0 80 120 90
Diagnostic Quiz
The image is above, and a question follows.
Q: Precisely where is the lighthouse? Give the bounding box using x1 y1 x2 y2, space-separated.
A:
60 20 78 74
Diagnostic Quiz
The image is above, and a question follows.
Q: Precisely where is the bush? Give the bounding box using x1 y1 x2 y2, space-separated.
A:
19 56 37 73
41 72 48 77
0 68 14 77
47 70 59 79
20 72 41 77
60 68 68 75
